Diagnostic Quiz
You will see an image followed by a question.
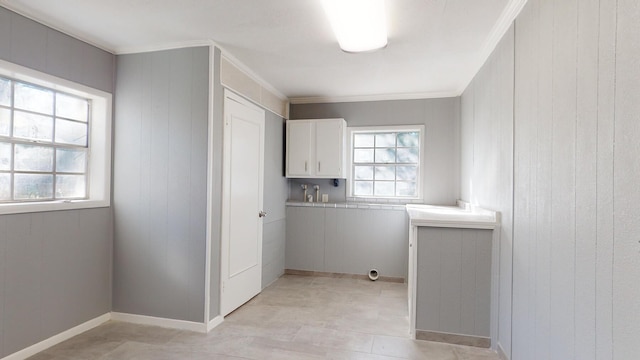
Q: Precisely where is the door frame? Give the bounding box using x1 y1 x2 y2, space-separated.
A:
219 89 265 316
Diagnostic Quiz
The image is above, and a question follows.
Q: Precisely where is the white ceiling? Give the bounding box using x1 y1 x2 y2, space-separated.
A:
0 0 524 102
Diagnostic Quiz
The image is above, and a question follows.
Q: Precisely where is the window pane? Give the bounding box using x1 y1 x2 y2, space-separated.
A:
14 83 53 115
56 148 86 173
56 93 88 122
374 181 395 196
55 174 86 198
14 144 53 172
0 173 10 200
374 148 395 163
397 147 419 163
354 149 373 163
396 182 417 196
354 133 374 147
375 133 395 147
375 166 395 180
55 119 87 146
354 181 373 196
0 78 10 107
14 173 53 200
354 166 373 180
397 166 417 181
398 132 419 147
0 142 10 170
0 108 10 136
13 111 53 141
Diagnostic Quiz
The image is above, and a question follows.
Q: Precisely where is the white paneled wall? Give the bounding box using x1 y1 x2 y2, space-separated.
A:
462 0 640 358
460 25 514 354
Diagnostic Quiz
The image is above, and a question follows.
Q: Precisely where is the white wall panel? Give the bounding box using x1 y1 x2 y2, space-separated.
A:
473 0 640 358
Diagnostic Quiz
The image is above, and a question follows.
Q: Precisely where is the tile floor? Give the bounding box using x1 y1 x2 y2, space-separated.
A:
28 275 500 359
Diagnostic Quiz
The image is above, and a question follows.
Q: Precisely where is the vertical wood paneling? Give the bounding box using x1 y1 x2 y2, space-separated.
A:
613 0 640 358
416 228 492 337
417 228 442 331
460 23 514 353
113 47 209 323
574 0 600 359
286 207 407 278
595 0 616 358
475 230 492 336
513 2 534 358
549 1 578 359
0 9 114 357
460 231 477 335
534 0 554 358
479 0 638 358
9 14 47 71
0 7 114 93
188 46 209 320
439 229 463 334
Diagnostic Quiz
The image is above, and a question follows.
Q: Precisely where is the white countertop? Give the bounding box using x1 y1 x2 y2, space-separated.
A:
406 204 499 229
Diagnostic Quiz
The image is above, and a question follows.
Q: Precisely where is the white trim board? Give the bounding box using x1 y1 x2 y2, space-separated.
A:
207 316 224 332
289 90 460 105
456 0 528 94
0 313 110 360
110 312 208 333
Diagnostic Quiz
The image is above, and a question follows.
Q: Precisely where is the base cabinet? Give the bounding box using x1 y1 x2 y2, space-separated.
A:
409 226 493 347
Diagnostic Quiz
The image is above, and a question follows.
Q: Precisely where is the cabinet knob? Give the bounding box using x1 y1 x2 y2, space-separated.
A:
259 211 267 218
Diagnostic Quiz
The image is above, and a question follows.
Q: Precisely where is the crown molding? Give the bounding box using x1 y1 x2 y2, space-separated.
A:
289 90 460 104
457 0 528 94
114 40 216 55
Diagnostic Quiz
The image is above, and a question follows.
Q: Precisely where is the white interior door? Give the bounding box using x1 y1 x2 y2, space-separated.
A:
221 90 265 316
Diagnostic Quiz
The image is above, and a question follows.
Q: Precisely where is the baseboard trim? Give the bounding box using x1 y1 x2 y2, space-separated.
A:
284 269 405 283
498 343 509 360
1 313 110 360
415 330 491 348
111 312 207 333
207 315 224 332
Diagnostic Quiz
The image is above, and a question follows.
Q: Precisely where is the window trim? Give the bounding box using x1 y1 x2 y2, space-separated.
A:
0 59 112 215
346 125 425 202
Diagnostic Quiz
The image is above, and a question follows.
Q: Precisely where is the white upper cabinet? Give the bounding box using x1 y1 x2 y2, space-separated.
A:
286 118 347 178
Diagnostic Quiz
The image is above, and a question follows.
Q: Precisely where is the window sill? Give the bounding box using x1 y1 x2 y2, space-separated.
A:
0 199 110 215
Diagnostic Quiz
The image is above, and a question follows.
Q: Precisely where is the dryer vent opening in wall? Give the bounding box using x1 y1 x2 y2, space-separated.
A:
368 269 379 281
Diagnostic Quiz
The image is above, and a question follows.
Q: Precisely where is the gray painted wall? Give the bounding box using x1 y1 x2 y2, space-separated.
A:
0 7 115 358
416 227 492 337
0 7 114 93
285 206 408 278
209 47 223 321
113 47 209 323
0 209 112 357
460 26 514 354
463 0 640 358
262 111 287 288
509 0 639 358
290 98 460 205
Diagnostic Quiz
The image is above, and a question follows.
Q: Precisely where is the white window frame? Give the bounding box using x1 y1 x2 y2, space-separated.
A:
0 59 112 215
346 125 425 202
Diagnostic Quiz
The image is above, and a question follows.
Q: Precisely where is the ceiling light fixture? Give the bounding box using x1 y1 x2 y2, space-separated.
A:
322 0 388 53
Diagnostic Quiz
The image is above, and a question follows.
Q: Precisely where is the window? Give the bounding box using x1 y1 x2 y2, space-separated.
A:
0 59 112 214
347 125 424 200
0 77 90 201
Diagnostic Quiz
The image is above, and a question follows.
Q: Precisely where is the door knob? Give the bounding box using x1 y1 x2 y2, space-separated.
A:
259 211 267 218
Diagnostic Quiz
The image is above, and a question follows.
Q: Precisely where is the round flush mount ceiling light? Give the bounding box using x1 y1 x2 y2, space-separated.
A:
322 0 388 53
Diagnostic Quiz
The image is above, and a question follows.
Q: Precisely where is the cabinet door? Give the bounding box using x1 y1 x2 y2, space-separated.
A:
315 119 344 177
286 121 312 177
